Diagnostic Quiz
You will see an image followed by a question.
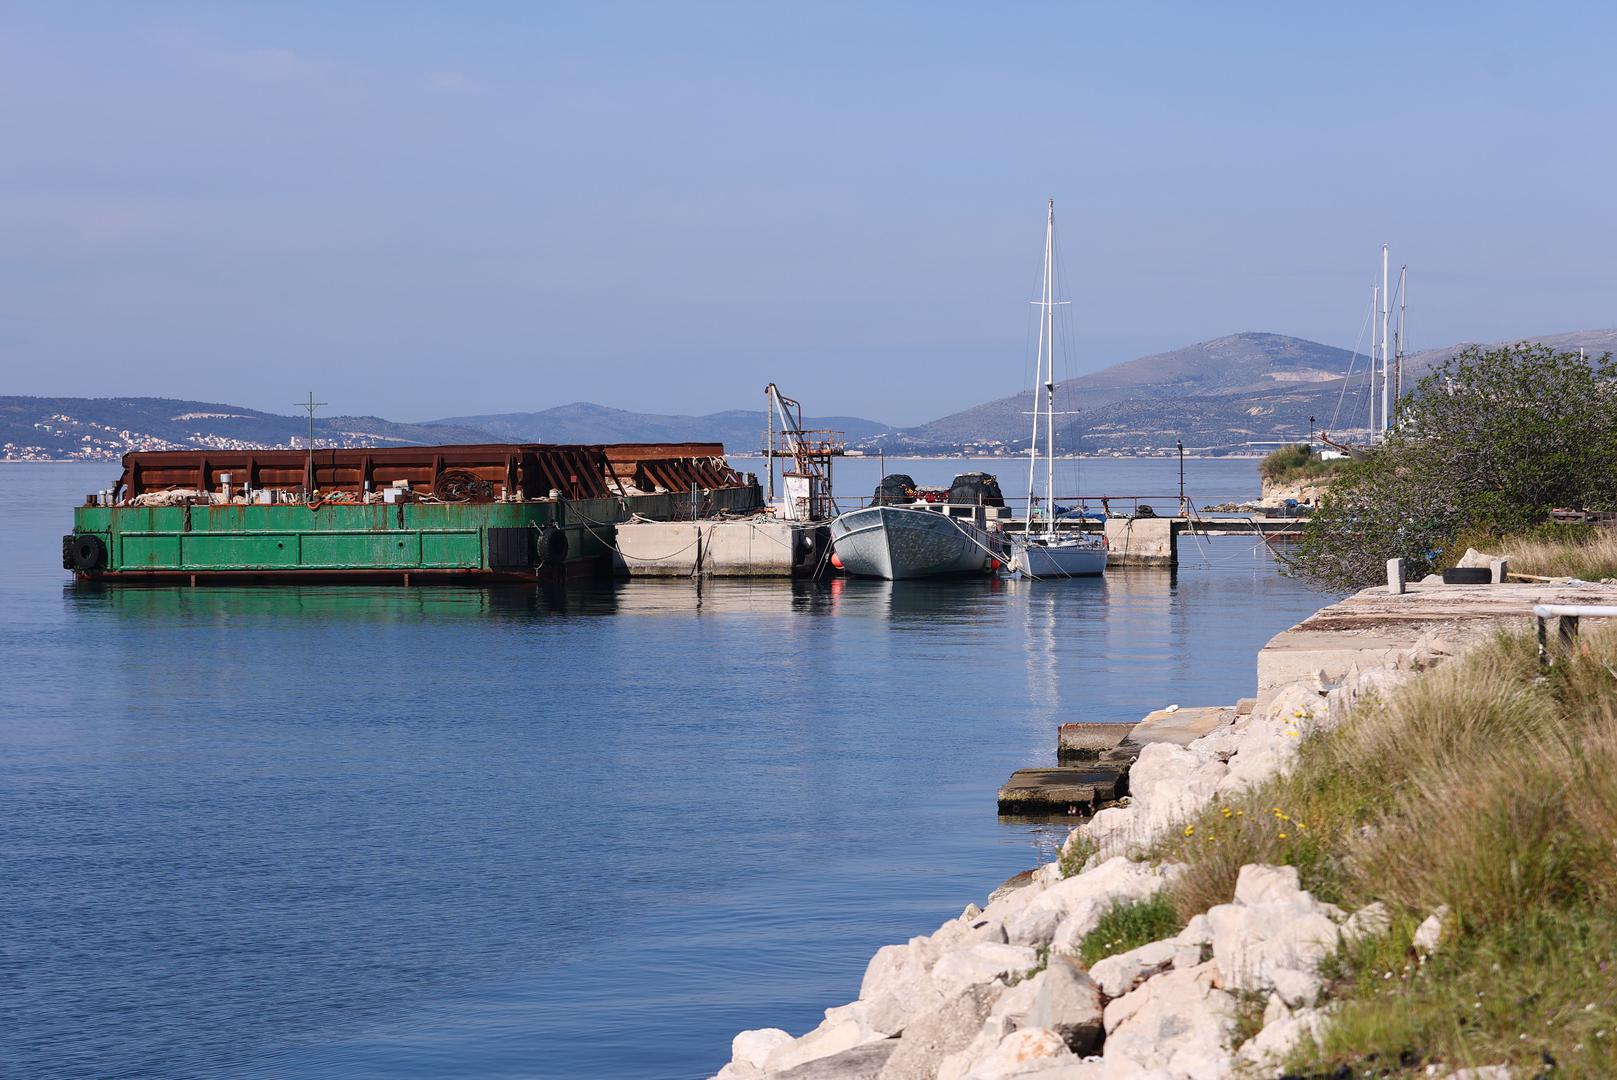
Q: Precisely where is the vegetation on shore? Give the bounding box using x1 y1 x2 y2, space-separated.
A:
1076 894 1182 967
1288 343 1617 590
1153 628 1617 1076
1442 521 1617 582
1258 443 1347 488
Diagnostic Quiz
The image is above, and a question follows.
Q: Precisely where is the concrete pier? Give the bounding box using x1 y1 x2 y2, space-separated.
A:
1103 517 1181 568
1253 578 1617 705
614 518 828 577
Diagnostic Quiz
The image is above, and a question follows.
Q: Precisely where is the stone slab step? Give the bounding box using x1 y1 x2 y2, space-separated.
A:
1125 705 1235 748
996 765 1127 816
1056 722 1131 760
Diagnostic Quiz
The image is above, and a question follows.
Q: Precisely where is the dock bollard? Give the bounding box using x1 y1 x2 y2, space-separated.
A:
1386 558 1406 595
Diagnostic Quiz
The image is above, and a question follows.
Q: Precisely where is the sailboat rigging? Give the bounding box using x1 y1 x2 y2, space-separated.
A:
1008 200 1106 580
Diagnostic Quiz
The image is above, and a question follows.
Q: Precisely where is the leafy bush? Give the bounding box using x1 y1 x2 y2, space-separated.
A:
1259 443 1345 486
1287 343 1617 590
1076 893 1182 966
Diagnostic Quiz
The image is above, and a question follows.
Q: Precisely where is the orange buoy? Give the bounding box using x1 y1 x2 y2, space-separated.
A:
830 552 844 570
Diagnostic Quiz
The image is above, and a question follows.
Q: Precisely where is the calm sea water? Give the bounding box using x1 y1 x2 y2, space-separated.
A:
1 459 1330 1080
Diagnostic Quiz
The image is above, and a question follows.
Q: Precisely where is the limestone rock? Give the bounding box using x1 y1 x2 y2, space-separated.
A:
1177 913 1213 946
1087 938 1177 1000
1102 962 1236 1080
1004 857 1167 948
1233 864 1304 906
1270 967 1323 1008
1207 865 1340 995
732 1028 792 1070
773 1039 899 1079
988 868 1041 906
930 942 1041 998
964 1027 1075 1079
983 955 1104 1054
764 1015 889 1074
1233 1006 1329 1076
1341 901 1392 945
876 983 1003 1080
863 976 946 1038
714 1062 762 1080
861 938 940 1001
1413 905 1451 952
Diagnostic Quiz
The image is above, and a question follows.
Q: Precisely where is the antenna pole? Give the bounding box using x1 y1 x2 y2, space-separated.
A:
764 384 774 504
297 391 327 499
1380 245 1391 434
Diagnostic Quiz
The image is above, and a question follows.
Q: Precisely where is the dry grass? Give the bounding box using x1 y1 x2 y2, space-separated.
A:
1151 626 1617 1075
1501 527 1617 580
1444 522 1617 580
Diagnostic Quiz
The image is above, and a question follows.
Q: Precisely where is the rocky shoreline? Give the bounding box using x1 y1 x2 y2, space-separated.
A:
712 579 1614 1080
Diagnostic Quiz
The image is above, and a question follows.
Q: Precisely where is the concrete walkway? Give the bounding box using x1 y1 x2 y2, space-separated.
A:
1256 579 1617 702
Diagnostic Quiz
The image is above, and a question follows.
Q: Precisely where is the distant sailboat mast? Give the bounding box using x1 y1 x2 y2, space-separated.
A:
1379 244 1391 434
1042 200 1057 535
1394 264 1407 412
1023 199 1063 535
1369 284 1380 433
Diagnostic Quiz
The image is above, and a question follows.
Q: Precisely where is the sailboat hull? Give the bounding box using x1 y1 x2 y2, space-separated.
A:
1009 537 1107 578
830 506 996 580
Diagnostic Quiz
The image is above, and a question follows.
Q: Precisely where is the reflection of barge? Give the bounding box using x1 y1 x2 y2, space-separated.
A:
64 443 761 584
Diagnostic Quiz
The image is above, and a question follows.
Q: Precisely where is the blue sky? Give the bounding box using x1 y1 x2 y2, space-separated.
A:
1 2 1613 425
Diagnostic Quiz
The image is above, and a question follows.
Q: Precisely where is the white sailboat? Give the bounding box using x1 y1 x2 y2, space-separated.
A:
1008 200 1106 580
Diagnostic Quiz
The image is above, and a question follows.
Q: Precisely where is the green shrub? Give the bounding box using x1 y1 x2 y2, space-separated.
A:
1259 443 1346 486
1288 343 1617 590
1076 893 1182 966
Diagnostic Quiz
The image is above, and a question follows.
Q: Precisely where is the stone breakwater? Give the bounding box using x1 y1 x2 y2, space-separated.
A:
712 580 1614 1080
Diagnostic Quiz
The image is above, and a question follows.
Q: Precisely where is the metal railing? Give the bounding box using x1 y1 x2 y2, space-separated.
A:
1533 603 1617 665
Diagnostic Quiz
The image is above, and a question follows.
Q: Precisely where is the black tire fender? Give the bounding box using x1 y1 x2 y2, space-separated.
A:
538 525 568 567
68 534 107 573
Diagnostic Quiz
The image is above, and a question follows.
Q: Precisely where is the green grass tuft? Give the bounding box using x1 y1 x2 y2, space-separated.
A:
1076 893 1183 967
1059 834 1096 879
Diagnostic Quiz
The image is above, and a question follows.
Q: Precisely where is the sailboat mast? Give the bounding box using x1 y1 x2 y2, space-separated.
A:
1395 265 1407 412
1024 206 1047 525
1379 244 1390 434
1370 285 1379 433
1043 199 1056 533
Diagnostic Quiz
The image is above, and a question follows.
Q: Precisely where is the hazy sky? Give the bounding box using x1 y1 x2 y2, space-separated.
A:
2 2 1613 425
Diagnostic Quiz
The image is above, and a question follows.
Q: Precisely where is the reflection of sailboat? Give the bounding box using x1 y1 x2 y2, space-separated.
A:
1009 200 1106 580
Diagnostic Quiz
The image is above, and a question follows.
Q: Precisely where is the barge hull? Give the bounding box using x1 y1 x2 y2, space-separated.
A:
70 491 761 583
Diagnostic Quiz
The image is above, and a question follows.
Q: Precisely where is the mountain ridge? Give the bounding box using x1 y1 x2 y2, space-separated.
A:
7 328 1615 460
427 402 894 448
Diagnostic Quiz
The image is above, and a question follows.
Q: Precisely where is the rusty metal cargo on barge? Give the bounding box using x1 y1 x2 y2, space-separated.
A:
64 443 764 584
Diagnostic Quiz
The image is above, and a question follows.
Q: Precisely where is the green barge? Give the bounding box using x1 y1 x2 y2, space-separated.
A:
64 443 764 584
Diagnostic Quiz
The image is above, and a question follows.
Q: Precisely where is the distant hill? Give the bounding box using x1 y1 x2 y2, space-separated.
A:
0 396 497 461
8 330 1616 461
885 329 1617 453
908 333 1359 448
427 403 895 450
